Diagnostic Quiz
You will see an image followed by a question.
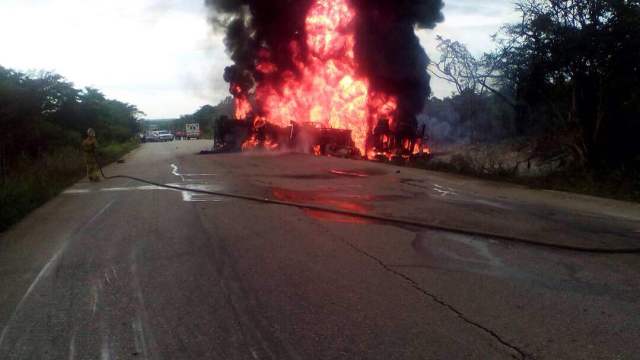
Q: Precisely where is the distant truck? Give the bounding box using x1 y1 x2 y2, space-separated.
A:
175 130 186 139
186 123 201 140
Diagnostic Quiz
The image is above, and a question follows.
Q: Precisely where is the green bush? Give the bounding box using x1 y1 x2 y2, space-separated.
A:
96 139 139 164
0 66 144 233
0 141 138 232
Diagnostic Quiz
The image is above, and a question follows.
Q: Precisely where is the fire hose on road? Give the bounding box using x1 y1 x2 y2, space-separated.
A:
98 164 640 255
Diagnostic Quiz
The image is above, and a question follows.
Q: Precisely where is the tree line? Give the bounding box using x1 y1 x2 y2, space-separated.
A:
423 0 639 172
0 66 143 182
0 66 144 231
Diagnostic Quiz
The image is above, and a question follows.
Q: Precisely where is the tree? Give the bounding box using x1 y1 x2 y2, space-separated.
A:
429 36 516 107
425 37 517 143
0 66 143 180
495 0 640 167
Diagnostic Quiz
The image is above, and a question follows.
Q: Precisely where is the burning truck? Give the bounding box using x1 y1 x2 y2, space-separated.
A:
207 0 442 160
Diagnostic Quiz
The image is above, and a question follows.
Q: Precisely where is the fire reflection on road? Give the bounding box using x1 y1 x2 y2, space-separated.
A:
271 187 374 224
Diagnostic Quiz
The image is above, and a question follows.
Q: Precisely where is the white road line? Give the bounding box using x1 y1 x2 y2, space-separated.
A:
64 189 91 194
170 183 224 203
68 329 77 360
91 283 99 316
132 315 149 360
100 332 112 360
0 245 66 347
130 250 158 360
171 163 216 179
65 186 174 194
100 186 170 192
433 188 458 197
251 349 260 359
0 200 115 351
66 165 225 205
171 164 185 181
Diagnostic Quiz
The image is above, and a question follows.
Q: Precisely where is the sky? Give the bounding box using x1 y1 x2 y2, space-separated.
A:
0 0 519 119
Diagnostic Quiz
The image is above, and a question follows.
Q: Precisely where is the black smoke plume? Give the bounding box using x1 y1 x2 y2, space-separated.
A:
206 0 444 133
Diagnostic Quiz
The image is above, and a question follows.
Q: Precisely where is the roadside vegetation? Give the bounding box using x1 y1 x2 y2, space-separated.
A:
0 66 142 232
419 0 640 201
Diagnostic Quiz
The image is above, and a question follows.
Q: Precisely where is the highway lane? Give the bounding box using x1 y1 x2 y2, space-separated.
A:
0 140 639 359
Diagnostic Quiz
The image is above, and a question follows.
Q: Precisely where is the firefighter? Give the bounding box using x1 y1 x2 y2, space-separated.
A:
82 128 100 182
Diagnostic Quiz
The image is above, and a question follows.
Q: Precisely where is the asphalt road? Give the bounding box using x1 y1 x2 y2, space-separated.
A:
1 140 639 360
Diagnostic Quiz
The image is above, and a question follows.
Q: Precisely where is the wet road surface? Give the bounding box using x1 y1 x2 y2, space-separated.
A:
1 140 639 359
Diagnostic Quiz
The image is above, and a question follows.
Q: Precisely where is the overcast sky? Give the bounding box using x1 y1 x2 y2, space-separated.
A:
0 0 519 119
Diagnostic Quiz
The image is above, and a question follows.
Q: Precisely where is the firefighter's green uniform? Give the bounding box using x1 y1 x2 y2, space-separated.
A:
82 130 100 182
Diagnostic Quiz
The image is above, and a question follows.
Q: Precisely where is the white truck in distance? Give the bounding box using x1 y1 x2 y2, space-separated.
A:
186 123 201 140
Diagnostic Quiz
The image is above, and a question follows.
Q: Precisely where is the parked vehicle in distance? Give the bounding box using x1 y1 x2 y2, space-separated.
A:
156 130 175 142
186 123 201 140
144 130 159 142
144 130 174 142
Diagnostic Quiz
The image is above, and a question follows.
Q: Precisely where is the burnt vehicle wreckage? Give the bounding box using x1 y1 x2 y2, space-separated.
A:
209 114 431 162
204 0 441 163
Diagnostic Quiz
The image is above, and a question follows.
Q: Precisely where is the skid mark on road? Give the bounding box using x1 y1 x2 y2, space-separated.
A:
0 200 115 352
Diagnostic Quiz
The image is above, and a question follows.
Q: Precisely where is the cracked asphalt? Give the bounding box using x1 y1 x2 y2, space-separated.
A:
1 140 639 359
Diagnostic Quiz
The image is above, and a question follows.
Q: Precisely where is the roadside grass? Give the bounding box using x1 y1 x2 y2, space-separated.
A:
0 140 138 233
519 169 640 203
96 139 139 164
414 157 640 203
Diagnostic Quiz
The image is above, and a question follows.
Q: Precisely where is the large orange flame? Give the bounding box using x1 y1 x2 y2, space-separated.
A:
234 0 398 155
